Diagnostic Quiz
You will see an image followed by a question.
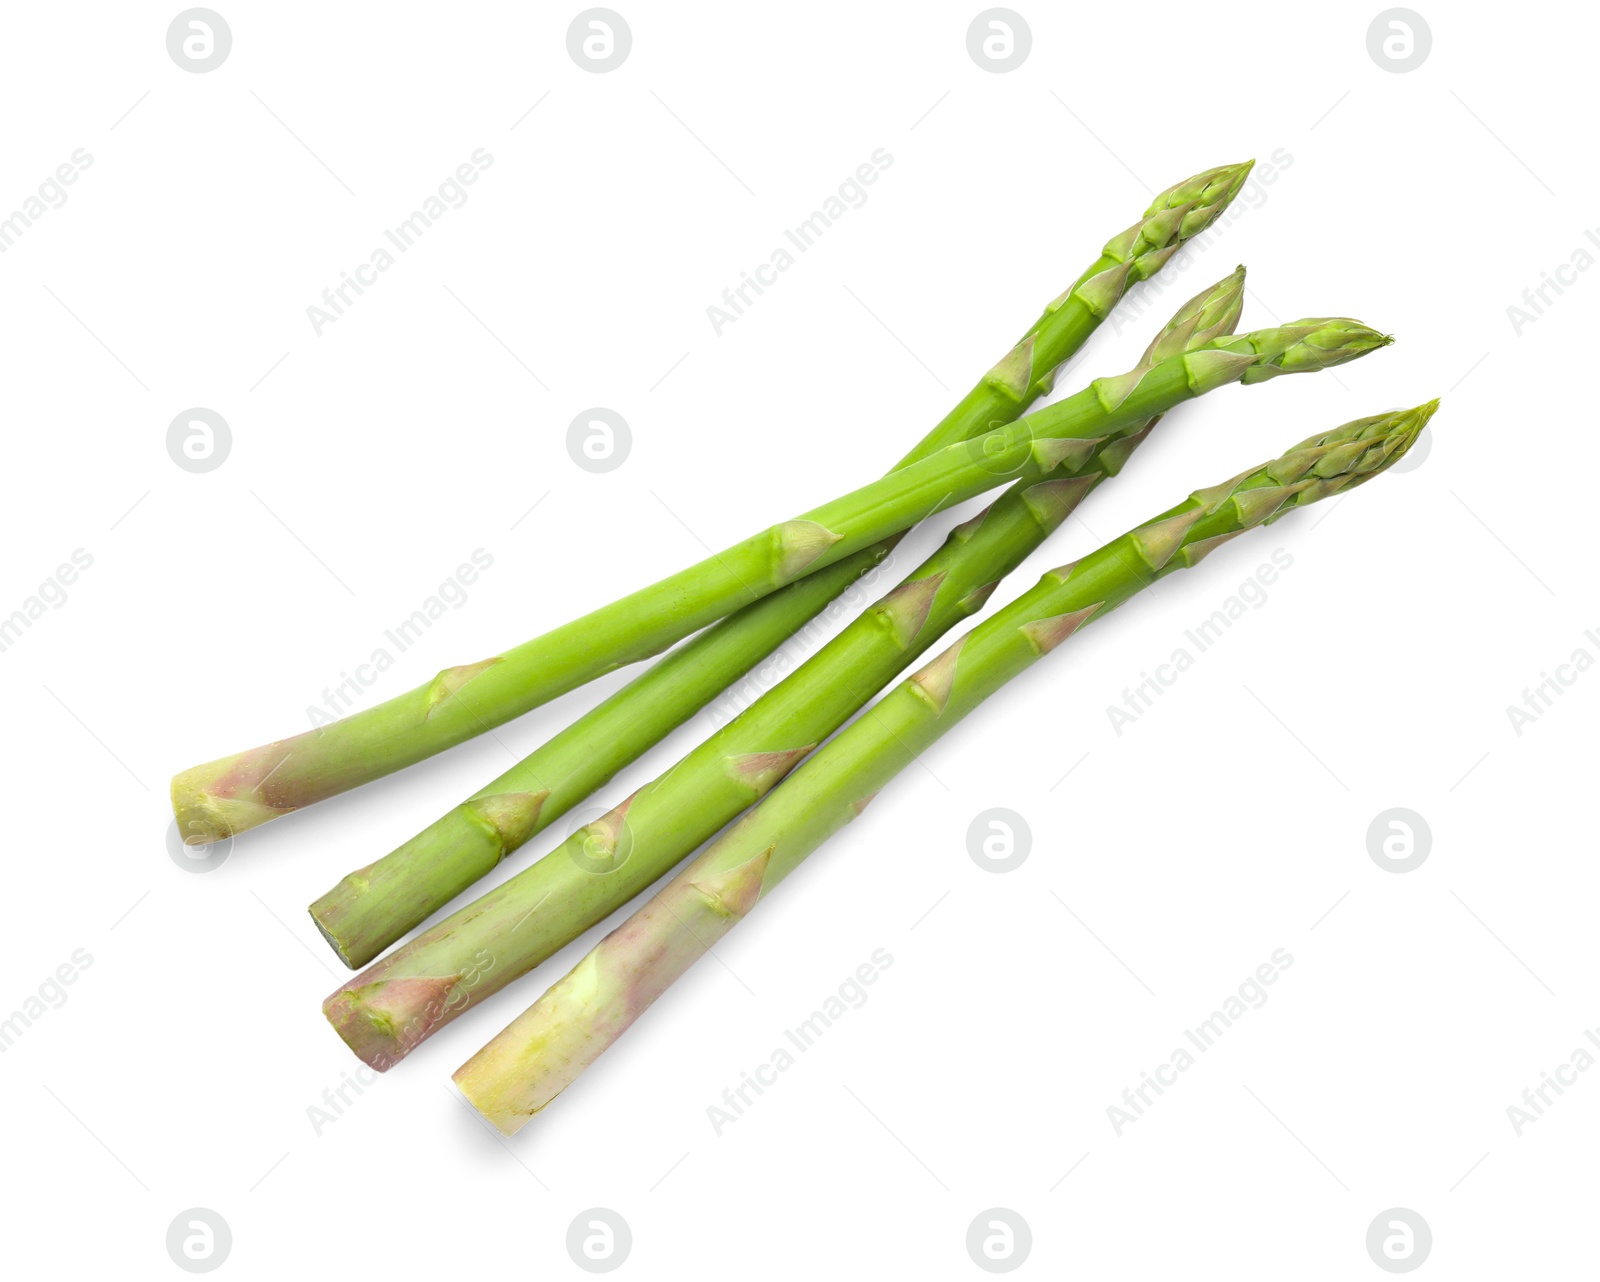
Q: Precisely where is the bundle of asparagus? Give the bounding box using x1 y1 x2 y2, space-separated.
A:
321 270 1392 1069
168 157 1429 1141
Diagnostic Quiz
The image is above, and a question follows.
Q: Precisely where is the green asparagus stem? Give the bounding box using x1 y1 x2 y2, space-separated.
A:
304 167 1256 961
173 162 1259 844
307 555 884 967
323 281 1390 1070
453 401 1439 1133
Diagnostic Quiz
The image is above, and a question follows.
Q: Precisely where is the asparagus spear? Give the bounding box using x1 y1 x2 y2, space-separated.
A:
322 283 1389 1070
172 163 1258 844
454 401 1439 1133
306 167 1255 961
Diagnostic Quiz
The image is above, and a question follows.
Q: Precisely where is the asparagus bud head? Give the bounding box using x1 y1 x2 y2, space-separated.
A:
1106 161 1256 282
1177 400 1439 554
1237 319 1395 383
1142 265 1247 364
1076 162 1254 316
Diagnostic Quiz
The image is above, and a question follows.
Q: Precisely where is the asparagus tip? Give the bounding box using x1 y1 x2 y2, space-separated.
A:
1206 158 1255 188
1214 158 1255 196
1386 398 1439 460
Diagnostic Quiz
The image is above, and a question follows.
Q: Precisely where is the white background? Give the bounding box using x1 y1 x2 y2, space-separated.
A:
1 2 1593 1277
